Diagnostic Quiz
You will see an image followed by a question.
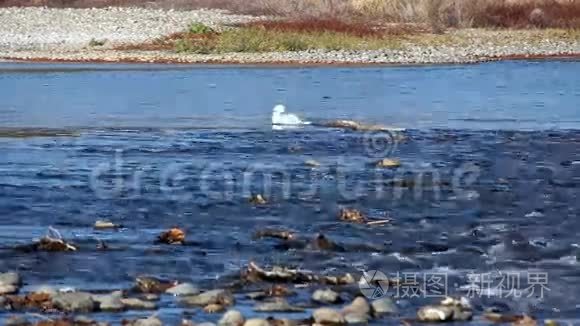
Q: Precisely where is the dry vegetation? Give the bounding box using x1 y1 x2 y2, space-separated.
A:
2 0 580 30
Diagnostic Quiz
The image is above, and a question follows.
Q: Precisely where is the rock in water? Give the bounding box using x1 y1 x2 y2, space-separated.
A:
312 288 341 304
93 291 124 311
52 292 95 312
313 307 345 324
417 305 454 322
0 272 21 295
181 289 234 306
218 309 245 326
121 298 158 310
371 297 398 316
166 282 200 296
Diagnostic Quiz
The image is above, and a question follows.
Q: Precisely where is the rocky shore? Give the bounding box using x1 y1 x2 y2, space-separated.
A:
1 7 579 65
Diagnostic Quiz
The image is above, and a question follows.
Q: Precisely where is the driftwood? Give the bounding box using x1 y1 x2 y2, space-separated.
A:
243 262 355 286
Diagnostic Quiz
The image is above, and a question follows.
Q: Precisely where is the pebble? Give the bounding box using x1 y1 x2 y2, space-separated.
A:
312 288 341 304
218 309 245 326
0 7 259 51
52 291 96 312
166 282 200 296
313 307 346 324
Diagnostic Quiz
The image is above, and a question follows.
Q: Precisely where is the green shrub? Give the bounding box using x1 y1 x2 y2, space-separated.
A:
188 22 215 34
88 38 106 47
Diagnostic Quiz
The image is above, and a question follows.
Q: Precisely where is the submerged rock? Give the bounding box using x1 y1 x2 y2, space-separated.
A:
218 309 245 326
253 229 295 241
254 299 304 313
204 303 226 313
310 234 345 252
135 276 176 293
4 316 31 326
122 316 163 326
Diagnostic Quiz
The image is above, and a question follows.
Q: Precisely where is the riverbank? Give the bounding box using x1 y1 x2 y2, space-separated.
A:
1 7 580 65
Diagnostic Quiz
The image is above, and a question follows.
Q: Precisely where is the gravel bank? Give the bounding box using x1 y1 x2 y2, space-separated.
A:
0 7 257 50
0 7 579 65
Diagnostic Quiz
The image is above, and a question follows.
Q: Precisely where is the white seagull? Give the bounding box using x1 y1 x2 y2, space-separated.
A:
271 104 310 126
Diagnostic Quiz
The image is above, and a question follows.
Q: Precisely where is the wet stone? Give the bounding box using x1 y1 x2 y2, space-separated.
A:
135 276 176 293
157 227 186 245
93 291 124 311
5 316 31 326
181 289 234 306
312 288 341 304
0 272 21 295
253 299 304 313
344 312 369 324
342 297 371 316
123 316 163 326
313 307 346 324
417 305 454 322
94 220 121 229
249 194 267 205
52 291 96 313
166 282 200 296
218 309 245 326
371 297 398 316
375 158 401 168
121 297 158 310
243 319 269 326
339 208 366 224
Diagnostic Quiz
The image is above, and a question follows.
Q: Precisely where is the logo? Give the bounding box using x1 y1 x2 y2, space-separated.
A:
362 130 401 158
359 270 390 299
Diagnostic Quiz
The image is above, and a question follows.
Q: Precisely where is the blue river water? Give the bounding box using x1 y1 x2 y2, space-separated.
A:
0 61 579 324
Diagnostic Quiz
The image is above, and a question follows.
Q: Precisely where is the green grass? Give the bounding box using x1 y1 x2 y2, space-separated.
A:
175 26 404 54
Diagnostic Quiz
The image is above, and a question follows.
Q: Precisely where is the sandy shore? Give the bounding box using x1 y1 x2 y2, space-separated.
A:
1 7 579 65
